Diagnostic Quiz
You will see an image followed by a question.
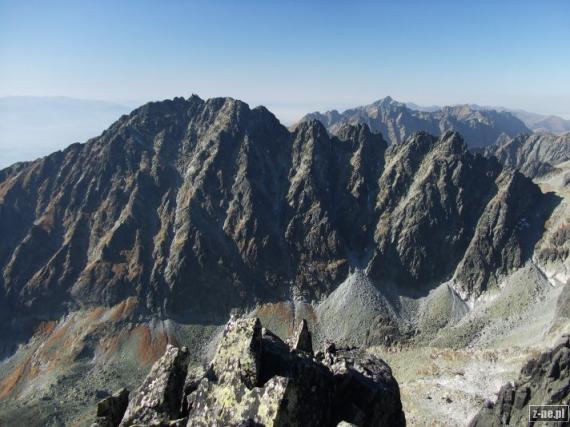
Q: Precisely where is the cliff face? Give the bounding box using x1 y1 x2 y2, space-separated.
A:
298 97 530 148
0 96 554 333
484 133 570 178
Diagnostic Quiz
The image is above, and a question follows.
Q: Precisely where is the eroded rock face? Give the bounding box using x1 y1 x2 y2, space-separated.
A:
0 96 553 333
484 133 570 178
93 388 129 427
120 345 190 426
470 335 570 426
111 317 405 427
319 346 406 426
298 97 529 148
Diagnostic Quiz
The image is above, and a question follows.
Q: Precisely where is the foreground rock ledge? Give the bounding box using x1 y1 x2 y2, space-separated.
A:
97 316 405 427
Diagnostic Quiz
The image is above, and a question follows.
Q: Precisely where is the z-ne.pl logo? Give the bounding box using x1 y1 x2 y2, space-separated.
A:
529 405 569 422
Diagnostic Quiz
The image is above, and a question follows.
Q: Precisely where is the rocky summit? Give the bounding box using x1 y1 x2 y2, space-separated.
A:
95 317 405 427
297 97 530 148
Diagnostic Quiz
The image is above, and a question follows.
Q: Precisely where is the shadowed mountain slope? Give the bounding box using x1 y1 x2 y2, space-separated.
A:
0 96 557 348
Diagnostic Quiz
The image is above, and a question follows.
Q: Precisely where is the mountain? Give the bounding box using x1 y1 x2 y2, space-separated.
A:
403 101 570 135
498 109 570 134
484 133 570 178
0 95 551 327
0 95 567 426
0 96 131 169
297 97 530 148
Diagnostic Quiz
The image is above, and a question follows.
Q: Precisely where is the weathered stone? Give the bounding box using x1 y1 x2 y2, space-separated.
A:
470 336 570 426
120 345 190 426
104 317 405 427
289 318 313 354
188 318 335 426
179 365 206 417
209 316 262 389
320 346 406 427
513 386 530 409
94 388 129 427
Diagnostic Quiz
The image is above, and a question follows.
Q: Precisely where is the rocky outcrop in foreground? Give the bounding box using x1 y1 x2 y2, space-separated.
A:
470 335 570 426
98 317 405 427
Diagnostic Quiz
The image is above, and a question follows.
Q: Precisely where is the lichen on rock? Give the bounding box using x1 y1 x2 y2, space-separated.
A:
103 316 405 427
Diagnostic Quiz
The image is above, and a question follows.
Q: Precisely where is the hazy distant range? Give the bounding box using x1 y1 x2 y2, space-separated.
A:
0 97 132 169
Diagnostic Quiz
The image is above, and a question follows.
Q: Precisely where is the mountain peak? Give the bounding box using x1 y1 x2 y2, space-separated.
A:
298 97 529 148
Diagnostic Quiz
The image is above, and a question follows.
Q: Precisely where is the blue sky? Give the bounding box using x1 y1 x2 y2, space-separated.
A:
1 0 569 122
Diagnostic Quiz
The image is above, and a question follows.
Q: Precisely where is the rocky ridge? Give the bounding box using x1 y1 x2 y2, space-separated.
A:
95 316 405 427
298 97 530 148
484 132 570 178
0 96 554 341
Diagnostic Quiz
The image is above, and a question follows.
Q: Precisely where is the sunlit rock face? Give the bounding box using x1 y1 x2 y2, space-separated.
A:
0 96 552 332
109 317 405 427
298 97 530 148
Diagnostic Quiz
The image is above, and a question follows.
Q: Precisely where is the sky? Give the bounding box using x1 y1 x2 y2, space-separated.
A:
1 0 569 124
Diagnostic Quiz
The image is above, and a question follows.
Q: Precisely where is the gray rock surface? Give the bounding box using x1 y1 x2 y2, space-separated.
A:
297 97 529 148
120 345 190 426
93 388 129 427
110 317 405 427
484 133 570 178
320 345 407 426
470 335 570 426
289 318 313 354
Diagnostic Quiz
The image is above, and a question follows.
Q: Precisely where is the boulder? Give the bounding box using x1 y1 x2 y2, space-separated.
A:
289 318 313 354
319 345 406 426
119 345 190 426
92 388 129 427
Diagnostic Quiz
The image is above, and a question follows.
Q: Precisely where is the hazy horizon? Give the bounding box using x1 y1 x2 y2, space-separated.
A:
1 93 569 169
1 0 569 119
1 0 569 168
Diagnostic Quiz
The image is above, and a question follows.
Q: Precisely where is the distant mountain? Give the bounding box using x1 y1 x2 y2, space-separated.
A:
525 115 570 134
298 97 530 148
0 96 132 169
404 101 570 135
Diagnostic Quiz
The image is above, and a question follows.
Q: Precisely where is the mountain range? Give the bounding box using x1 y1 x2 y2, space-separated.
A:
0 95 568 426
405 101 570 135
298 97 531 148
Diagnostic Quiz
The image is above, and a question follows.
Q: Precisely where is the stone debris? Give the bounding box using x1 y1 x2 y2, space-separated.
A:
469 334 570 426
